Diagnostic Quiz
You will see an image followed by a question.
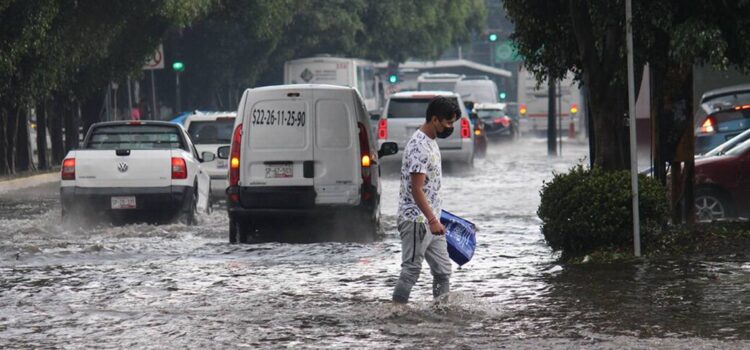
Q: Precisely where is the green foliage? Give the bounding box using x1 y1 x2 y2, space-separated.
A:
538 165 669 258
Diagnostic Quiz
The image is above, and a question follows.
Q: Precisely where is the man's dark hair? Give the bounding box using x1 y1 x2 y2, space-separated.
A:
425 96 460 122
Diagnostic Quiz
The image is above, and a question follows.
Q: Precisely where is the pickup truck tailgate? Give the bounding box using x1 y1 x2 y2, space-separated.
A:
75 150 172 188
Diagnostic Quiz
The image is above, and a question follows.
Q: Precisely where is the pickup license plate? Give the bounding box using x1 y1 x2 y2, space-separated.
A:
265 163 293 178
111 196 136 209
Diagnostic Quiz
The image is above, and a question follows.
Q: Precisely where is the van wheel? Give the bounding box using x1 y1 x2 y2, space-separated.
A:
229 217 251 244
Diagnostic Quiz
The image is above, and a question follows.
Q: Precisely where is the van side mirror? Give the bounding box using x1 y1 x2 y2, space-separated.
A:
378 142 398 158
217 146 230 160
201 151 216 162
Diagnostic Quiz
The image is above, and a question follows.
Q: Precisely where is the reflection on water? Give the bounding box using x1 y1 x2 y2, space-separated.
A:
0 138 749 348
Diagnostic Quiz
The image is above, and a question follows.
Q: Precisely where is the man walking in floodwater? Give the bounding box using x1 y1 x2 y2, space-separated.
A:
392 96 458 304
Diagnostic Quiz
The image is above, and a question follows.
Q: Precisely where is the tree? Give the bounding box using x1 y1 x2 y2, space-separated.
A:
504 0 750 172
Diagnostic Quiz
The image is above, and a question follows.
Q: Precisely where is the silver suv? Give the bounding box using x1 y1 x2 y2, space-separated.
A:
377 91 475 167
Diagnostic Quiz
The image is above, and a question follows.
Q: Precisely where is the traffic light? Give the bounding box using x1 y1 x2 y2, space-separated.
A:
388 73 398 84
172 61 185 72
499 92 507 100
488 33 498 42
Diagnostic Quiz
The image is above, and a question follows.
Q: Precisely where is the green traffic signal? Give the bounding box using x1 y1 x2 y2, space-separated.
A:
388 74 398 84
172 61 185 72
488 33 498 42
499 92 507 99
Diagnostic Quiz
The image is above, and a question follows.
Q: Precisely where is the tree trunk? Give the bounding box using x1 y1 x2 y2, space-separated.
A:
36 100 49 170
81 92 104 134
7 111 20 174
63 101 80 152
0 108 8 175
15 110 31 172
49 97 66 165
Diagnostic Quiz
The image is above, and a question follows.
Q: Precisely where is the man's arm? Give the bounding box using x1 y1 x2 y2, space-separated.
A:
410 173 445 235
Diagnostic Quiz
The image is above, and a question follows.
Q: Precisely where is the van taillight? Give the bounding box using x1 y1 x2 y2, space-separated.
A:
61 158 76 180
377 119 388 139
520 104 527 115
460 118 471 138
171 157 187 179
358 123 373 201
700 117 716 134
229 124 243 191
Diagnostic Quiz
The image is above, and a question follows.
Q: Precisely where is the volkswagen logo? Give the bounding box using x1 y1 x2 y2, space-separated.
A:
117 162 128 173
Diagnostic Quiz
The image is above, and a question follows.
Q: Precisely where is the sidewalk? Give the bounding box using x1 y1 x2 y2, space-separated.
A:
0 170 59 194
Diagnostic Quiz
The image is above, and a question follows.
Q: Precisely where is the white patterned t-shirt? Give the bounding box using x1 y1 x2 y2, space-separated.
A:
397 129 442 222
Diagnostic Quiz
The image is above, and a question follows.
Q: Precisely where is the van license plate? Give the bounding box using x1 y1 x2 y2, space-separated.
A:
111 196 136 209
265 163 293 178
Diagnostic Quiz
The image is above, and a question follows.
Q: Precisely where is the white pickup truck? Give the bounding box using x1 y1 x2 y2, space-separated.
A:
60 121 211 225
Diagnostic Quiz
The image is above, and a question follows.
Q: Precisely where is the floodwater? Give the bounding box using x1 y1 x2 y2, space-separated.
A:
1 138 749 349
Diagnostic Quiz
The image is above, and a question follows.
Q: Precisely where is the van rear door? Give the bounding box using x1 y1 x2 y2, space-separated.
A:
312 89 360 205
240 88 314 207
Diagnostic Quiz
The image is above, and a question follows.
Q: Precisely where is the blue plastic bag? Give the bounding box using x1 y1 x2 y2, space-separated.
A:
440 210 477 266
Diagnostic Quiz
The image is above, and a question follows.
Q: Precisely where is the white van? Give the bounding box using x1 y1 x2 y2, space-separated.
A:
183 111 236 207
455 76 499 104
219 84 398 243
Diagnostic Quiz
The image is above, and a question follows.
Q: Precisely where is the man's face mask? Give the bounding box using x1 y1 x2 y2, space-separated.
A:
434 116 456 139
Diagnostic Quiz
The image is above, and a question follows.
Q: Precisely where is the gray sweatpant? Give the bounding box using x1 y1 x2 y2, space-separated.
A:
392 219 452 303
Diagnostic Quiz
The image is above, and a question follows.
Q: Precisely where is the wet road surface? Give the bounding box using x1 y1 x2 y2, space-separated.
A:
1 139 749 349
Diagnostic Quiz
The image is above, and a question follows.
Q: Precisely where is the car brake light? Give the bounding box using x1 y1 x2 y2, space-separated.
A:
378 119 388 139
474 129 482 136
570 103 578 114
700 117 716 134
228 124 243 202
61 158 75 180
357 123 373 201
520 104 527 116
460 118 471 138
171 157 187 179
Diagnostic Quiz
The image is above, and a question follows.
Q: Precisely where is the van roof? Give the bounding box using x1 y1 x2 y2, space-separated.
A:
701 84 750 103
389 90 460 99
247 84 355 93
474 102 505 110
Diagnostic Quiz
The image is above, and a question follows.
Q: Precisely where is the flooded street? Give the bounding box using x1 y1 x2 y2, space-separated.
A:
1 139 749 349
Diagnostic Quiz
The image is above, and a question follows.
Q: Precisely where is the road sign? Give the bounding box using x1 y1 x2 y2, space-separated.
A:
495 41 521 64
143 44 165 70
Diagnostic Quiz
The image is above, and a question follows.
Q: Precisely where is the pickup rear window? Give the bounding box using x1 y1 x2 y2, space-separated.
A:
387 97 461 119
86 125 184 150
187 119 234 145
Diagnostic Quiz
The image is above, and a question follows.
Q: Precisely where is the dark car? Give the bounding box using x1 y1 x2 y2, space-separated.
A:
695 85 750 154
474 103 517 139
693 137 750 221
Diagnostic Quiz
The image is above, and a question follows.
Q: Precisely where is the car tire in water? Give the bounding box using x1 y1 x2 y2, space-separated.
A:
694 187 733 222
181 186 198 226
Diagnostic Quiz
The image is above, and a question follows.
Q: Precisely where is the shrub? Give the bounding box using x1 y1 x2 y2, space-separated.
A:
538 164 669 258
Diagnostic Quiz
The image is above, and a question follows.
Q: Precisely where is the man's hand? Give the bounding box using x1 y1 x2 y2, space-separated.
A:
429 220 445 235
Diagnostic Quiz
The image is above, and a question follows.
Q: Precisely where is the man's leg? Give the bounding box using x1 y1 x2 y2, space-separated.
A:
424 233 452 299
392 221 427 303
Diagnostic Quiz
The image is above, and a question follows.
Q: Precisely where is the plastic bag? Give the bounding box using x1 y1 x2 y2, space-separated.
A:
440 210 477 266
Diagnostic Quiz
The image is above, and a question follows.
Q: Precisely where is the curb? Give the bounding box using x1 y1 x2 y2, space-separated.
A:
0 171 59 194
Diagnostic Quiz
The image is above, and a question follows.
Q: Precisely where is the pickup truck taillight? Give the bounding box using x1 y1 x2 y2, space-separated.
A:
460 118 471 138
171 157 187 179
377 119 388 140
61 158 75 180
229 124 242 186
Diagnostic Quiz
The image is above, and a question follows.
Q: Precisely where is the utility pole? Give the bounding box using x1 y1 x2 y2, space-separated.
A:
548 79 557 156
626 0 641 257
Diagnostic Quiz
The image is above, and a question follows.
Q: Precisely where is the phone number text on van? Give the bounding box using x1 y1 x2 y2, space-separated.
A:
251 109 306 127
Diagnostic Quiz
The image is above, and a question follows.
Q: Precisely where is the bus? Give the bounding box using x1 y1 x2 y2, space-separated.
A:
284 56 385 112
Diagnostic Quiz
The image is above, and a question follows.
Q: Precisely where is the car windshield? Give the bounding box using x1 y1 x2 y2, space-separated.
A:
187 119 234 144
87 124 184 150
387 97 460 119
477 109 503 118
724 137 750 156
418 82 457 92
703 128 750 156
